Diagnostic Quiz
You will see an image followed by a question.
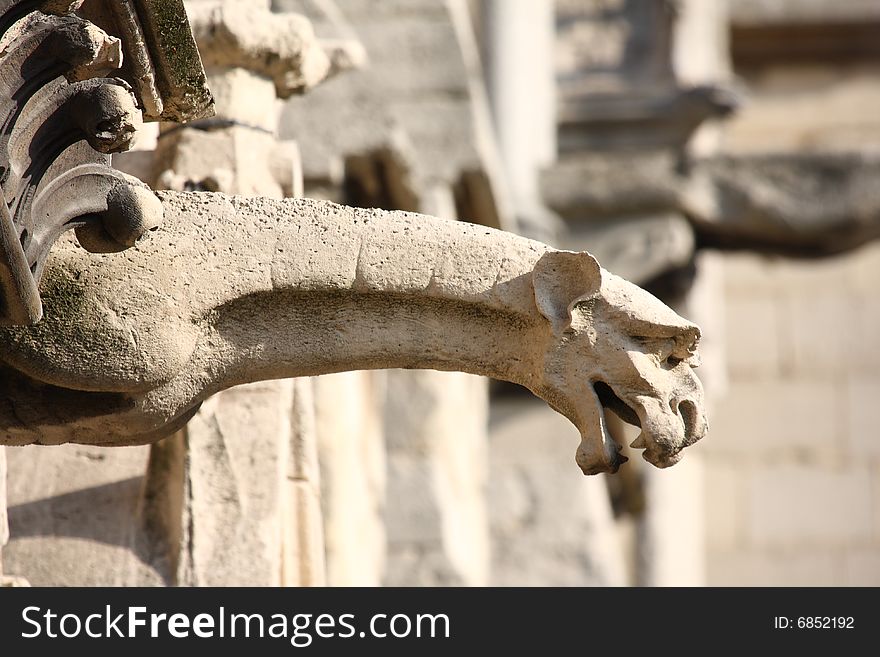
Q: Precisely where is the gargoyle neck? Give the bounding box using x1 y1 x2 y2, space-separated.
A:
158 192 553 392
200 287 549 393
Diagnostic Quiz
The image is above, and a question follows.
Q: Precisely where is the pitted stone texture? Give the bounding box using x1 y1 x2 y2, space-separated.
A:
0 8 164 325
147 44 323 587
0 192 708 476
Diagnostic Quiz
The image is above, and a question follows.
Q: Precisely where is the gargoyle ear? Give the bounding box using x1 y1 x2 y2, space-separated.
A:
533 250 602 333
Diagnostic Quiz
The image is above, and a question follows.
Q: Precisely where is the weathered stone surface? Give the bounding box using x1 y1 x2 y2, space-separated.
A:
489 397 626 586
282 377 325 587
313 371 385 586
542 151 880 259
146 19 328 587
76 0 214 122
153 123 284 198
175 381 290 586
0 191 707 476
276 0 511 229
383 370 488 586
0 6 165 325
186 0 358 98
4 443 164 585
686 153 880 257
273 1 506 587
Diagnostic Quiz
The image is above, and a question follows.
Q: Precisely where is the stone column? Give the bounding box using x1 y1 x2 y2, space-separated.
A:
276 0 499 587
146 0 334 586
481 0 556 216
313 372 386 586
540 0 734 586
479 0 623 586
383 370 489 586
637 0 730 587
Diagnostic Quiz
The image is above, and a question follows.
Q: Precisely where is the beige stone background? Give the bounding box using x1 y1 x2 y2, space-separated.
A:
699 46 880 585
489 0 880 587
4 0 880 588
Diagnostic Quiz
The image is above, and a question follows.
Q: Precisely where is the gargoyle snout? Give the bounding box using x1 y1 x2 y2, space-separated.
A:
676 397 708 447
636 384 708 468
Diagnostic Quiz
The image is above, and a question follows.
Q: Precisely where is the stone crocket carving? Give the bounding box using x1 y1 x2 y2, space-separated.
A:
0 192 707 474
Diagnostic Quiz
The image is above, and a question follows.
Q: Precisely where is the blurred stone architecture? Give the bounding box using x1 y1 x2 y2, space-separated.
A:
2 0 879 587
702 0 880 585
525 0 880 586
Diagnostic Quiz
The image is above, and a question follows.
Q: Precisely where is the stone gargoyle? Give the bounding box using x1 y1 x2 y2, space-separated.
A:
0 0 706 476
0 191 707 474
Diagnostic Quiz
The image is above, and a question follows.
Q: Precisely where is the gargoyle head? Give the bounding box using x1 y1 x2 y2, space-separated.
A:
532 251 708 475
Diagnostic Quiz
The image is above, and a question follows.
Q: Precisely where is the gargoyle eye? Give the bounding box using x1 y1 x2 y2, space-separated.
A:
631 335 681 365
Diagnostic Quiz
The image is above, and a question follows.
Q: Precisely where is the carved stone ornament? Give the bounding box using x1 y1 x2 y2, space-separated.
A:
0 193 708 474
0 0 213 325
0 2 708 475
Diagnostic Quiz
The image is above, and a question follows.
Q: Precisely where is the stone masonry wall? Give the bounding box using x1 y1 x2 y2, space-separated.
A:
700 247 880 585
700 35 880 586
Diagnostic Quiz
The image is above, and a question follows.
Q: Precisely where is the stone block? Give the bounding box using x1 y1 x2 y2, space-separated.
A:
640 456 706 586
706 380 840 455
707 549 842 586
724 295 780 379
843 549 880 587
747 464 873 548
489 398 626 586
704 461 743 550
845 378 880 457
4 444 162 586
283 480 326 586
383 370 490 587
781 292 858 378
175 382 292 587
850 299 880 375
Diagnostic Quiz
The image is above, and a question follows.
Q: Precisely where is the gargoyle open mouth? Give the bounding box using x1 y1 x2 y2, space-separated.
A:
592 380 705 468
594 380 640 427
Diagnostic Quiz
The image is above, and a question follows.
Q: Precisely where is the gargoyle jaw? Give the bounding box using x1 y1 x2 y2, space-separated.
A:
590 380 708 470
571 382 629 476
